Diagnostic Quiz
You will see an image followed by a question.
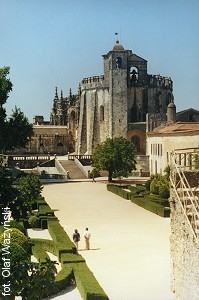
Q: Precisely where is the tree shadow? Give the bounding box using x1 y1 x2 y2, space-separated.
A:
42 285 77 299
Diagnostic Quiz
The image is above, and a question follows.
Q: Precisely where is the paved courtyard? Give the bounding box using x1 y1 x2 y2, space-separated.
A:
42 181 174 300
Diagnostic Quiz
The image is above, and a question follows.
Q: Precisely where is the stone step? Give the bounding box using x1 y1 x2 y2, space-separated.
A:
59 160 87 179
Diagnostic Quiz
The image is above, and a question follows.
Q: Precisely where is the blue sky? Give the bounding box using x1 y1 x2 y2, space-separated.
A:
1 0 199 122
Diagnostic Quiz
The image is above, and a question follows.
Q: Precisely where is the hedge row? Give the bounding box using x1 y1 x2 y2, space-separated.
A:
53 264 74 295
48 218 76 259
130 195 170 217
107 184 130 200
31 198 110 300
107 184 170 217
31 239 50 262
31 238 74 297
73 263 109 300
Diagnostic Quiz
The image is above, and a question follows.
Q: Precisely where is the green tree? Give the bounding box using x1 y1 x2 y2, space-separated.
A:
0 243 30 298
0 162 43 220
0 67 12 152
0 228 31 298
0 66 33 152
0 66 12 105
21 259 58 299
0 238 57 299
0 67 12 134
92 137 136 182
0 161 16 208
12 174 43 219
5 107 33 151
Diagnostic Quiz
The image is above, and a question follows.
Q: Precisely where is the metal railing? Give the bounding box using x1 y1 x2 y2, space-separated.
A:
170 149 199 244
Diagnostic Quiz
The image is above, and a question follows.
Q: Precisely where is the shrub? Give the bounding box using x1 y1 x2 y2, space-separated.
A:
164 165 171 179
150 178 159 195
10 242 29 262
0 228 30 254
28 215 40 228
10 220 26 234
145 179 151 191
159 180 170 199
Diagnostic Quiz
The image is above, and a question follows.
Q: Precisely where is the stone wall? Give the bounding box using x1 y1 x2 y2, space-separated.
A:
170 192 199 300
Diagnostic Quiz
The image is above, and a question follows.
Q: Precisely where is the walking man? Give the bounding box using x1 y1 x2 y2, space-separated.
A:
73 229 80 251
92 173 96 183
84 227 91 250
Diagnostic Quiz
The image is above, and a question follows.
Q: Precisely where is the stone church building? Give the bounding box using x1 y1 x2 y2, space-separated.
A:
14 40 175 156
76 40 174 155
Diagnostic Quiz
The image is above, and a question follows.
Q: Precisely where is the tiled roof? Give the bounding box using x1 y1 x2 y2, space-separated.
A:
150 122 199 134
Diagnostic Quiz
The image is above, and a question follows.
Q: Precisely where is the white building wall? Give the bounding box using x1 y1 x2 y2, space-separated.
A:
147 133 199 175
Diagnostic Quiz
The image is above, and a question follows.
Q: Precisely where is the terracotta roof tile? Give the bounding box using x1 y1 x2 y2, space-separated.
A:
151 122 199 134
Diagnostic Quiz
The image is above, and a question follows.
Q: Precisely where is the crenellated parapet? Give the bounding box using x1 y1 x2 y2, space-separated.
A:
148 75 173 90
81 75 105 89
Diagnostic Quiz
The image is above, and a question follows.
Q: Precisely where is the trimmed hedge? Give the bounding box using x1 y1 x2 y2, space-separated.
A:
31 238 74 297
53 265 74 295
31 238 56 256
48 219 76 259
32 197 109 299
60 253 85 265
107 184 130 200
130 195 170 217
31 241 50 262
38 202 54 217
73 262 109 300
31 237 109 299
107 184 170 217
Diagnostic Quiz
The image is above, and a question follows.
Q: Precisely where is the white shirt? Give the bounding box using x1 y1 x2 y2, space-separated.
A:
84 230 91 238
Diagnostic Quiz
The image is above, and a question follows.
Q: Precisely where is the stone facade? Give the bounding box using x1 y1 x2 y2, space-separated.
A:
27 88 79 155
29 125 75 155
50 87 79 130
170 192 199 300
76 40 174 155
15 41 175 157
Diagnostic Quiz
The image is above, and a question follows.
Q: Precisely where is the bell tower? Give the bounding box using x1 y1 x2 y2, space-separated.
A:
103 40 129 138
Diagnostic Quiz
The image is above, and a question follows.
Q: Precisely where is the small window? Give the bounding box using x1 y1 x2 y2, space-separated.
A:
100 105 104 121
57 142 63 147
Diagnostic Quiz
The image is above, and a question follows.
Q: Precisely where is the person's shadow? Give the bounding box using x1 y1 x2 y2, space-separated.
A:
78 248 100 251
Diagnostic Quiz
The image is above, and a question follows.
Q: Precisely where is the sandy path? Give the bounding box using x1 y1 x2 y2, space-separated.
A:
42 181 174 300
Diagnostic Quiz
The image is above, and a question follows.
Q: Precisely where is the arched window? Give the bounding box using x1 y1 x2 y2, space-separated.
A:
130 67 138 83
116 57 122 69
100 105 104 121
131 135 140 153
